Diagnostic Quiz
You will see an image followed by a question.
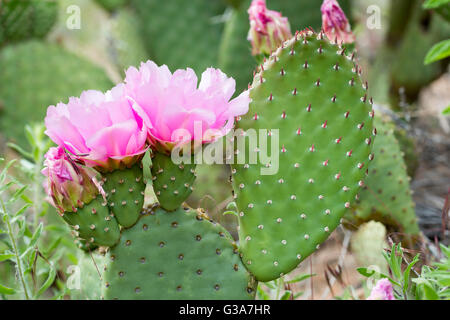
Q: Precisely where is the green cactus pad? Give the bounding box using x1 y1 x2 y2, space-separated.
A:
231 31 375 281
62 195 121 247
95 0 128 12
108 8 149 74
0 41 113 144
101 206 256 300
0 0 58 46
390 1 447 100
218 0 254 93
102 163 145 228
70 251 104 300
151 153 196 212
346 116 420 237
130 0 225 74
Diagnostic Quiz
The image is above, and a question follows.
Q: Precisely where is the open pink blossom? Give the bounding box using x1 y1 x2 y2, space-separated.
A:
44 85 148 171
247 0 292 56
367 279 395 300
123 60 250 153
42 146 102 214
321 0 355 44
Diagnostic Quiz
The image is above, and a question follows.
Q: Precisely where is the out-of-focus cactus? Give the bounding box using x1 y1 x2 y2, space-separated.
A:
219 0 255 92
130 0 226 74
393 127 419 178
389 1 450 103
0 41 113 144
108 8 149 74
231 30 375 281
0 0 58 46
351 221 388 274
345 116 421 242
94 0 128 12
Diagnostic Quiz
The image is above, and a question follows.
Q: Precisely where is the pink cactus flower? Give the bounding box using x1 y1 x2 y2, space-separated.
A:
367 279 395 300
321 0 355 44
123 60 250 153
247 0 292 56
42 146 103 214
44 85 148 172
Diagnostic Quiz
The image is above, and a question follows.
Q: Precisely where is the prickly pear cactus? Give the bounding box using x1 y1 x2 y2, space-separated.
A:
346 116 420 237
351 221 388 273
390 1 447 100
102 164 146 228
218 0 254 93
108 8 149 74
101 206 256 300
95 0 128 12
62 196 121 247
130 0 226 73
393 127 419 178
0 0 58 46
0 41 113 144
70 251 105 300
151 153 197 211
231 31 375 281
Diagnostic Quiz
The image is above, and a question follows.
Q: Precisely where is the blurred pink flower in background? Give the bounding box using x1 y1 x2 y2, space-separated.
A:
247 0 292 56
123 60 250 153
44 85 147 171
367 279 395 300
42 146 102 214
321 0 355 44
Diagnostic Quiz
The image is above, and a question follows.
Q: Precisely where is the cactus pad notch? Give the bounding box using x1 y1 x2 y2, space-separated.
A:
231 30 375 281
101 206 256 300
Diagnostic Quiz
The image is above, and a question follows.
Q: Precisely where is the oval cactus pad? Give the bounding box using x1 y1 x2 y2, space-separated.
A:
101 206 256 299
231 30 375 281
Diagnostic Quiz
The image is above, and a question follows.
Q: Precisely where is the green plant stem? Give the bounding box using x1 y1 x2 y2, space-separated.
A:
1 199 30 300
32 150 44 229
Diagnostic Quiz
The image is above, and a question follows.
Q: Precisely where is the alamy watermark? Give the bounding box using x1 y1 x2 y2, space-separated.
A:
169 121 279 176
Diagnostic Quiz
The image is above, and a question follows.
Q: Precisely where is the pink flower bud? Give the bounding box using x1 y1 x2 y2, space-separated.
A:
44 85 148 172
247 0 292 56
123 60 250 154
367 279 395 300
321 0 355 44
42 146 103 214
